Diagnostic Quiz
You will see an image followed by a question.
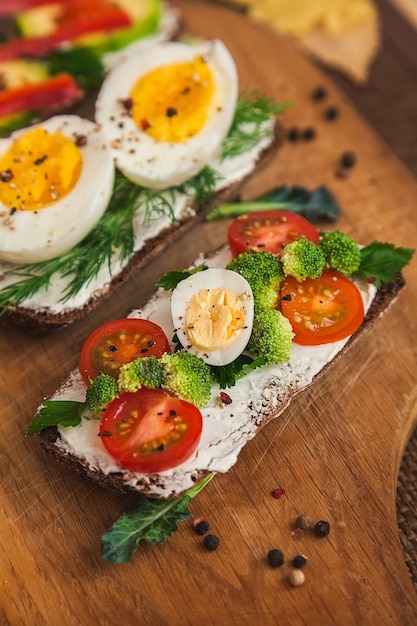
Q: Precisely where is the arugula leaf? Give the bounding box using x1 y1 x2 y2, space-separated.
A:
210 353 266 388
206 185 341 222
359 241 414 287
27 400 85 436
156 264 208 291
102 474 214 563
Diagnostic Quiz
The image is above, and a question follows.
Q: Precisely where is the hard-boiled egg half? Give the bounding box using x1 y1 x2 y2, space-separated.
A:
95 39 238 189
171 268 254 366
0 115 114 264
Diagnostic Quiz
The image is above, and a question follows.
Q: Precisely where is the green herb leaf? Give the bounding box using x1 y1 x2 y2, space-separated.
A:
48 47 105 89
221 91 291 160
156 264 208 290
102 474 214 563
210 353 266 388
27 400 85 436
359 241 414 287
206 185 341 222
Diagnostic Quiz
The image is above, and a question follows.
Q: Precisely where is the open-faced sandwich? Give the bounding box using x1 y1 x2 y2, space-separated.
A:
0 38 285 329
0 0 181 134
28 209 414 561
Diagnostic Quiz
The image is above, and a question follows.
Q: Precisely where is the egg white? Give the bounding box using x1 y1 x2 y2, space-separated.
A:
171 268 254 366
0 115 115 265
95 39 238 190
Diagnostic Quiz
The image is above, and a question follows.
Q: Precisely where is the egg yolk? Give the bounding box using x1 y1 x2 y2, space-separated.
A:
130 55 215 143
185 288 247 351
0 126 83 212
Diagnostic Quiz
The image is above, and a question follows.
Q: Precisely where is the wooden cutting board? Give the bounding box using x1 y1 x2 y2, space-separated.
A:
1 2 417 624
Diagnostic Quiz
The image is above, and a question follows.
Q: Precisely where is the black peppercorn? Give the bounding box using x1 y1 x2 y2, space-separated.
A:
292 555 307 568
287 127 300 142
324 106 339 121
203 534 220 551
314 520 331 537
302 127 316 141
267 549 285 568
195 520 210 535
339 151 357 169
311 85 327 101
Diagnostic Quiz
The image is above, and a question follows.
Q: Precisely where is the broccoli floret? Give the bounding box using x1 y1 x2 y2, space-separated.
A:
319 230 361 276
281 239 325 282
118 356 165 393
85 373 118 415
226 251 284 310
248 309 294 364
161 351 213 408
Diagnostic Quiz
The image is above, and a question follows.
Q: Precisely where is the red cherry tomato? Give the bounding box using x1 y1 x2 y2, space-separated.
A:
99 388 203 473
228 210 320 257
79 318 170 384
280 270 365 345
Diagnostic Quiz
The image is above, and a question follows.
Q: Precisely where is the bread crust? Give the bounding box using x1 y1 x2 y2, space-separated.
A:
36 271 406 498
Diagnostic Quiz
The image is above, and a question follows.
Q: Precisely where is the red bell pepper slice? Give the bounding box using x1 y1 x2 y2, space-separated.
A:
0 0 58 15
0 73 82 118
0 2 132 60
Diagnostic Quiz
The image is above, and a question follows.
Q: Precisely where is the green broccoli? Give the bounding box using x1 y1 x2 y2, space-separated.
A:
248 308 294 364
319 230 361 276
118 356 165 393
281 239 325 282
226 251 284 310
85 373 118 415
161 351 213 408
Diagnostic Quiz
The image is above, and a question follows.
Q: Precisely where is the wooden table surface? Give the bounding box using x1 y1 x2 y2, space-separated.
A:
2 2 417 625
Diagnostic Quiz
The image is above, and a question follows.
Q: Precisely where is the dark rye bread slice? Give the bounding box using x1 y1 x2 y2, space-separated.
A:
36 270 406 499
0 129 281 332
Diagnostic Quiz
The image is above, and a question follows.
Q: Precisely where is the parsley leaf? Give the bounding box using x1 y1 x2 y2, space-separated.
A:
206 185 341 222
48 47 105 89
210 353 266 388
27 400 85 435
102 474 214 563
359 241 414 287
156 264 208 290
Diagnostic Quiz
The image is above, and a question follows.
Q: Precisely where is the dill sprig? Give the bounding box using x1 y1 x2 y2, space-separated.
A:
0 92 285 310
221 91 290 160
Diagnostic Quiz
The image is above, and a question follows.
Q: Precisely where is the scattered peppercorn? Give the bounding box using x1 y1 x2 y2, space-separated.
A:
195 519 210 535
339 151 357 169
314 520 331 537
302 127 316 141
324 106 339 121
203 534 220 551
219 391 232 405
0 168 13 182
288 569 305 587
166 107 178 117
311 85 327 101
271 488 286 500
295 515 312 530
75 134 87 147
292 555 307 568
286 127 300 142
34 155 47 166
267 549 285 568
121 97 133 110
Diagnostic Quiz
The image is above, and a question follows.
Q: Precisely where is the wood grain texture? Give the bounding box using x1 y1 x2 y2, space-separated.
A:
1 1 417 624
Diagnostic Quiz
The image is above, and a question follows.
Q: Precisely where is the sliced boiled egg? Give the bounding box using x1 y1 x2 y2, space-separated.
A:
171 268 254 366
0 115 115 264
95 39 238 190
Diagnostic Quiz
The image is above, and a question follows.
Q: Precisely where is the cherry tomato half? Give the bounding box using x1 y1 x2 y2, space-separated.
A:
99 388 203 473
280 270 365 346
228 210 320 257
79 318 170 384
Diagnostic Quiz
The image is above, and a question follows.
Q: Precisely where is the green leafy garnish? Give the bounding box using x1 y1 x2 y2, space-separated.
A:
102 474 214 563
210 354 266 388
48 47 105 89
206 185 341 222
221 91 291 160
358 241 414 287
156 264 208 291
176 165 220 208
27 400 84 435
